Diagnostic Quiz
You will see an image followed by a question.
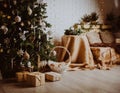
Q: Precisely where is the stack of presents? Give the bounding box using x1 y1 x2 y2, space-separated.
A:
16 71 62 87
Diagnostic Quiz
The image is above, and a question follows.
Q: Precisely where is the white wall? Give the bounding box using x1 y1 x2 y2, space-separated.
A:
43 0 120 41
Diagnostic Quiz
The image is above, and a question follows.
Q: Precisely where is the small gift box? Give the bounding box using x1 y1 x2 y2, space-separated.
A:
27 72 45 87
16 71 29 82
115 38 120 44
45 72 62 82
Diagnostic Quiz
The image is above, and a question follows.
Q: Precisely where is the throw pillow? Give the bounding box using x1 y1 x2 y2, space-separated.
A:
86 31 102 46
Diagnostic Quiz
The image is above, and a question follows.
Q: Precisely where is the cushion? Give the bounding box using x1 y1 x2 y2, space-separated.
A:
86 31 102 46
100 31 115 44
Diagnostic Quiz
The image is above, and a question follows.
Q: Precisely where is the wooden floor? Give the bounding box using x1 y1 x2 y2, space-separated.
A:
0 66 120 93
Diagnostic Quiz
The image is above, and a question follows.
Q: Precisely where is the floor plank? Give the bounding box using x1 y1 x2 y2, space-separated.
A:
0 66 120 93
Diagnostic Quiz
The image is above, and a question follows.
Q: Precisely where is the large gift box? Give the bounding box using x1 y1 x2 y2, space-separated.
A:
45 72 62 81
16 71 29 82
27 72 45 87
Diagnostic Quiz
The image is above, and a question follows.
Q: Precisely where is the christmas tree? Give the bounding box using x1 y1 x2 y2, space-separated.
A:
0 0 54 78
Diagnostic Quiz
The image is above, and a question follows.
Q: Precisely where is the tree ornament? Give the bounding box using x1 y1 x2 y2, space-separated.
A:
23 30 29 34
20 62 25 68
34 4 38 8
15 16 21 22
41 22 46 28
19 32 26 41
7 16 11 19
2 15 6 18
47 30 53 36
27 6 32 16
23 51 30 60
34 14 37 16
38 34 41 39
13 38 17 43
1 25 8 34
0 48 3 53
27 61 31 68
3 3 8 8
20 22 24 26
17 49 24 56
13 0 17 5
7 49 10 54
27 21 31 25
41 8 44 12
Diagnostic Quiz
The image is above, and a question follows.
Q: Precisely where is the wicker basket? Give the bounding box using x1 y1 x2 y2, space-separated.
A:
48 46 71 73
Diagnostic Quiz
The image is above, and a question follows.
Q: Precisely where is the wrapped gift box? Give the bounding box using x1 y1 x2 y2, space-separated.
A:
45 72 62 81
27 72 45 87
16 71 29 82
116 38 120 44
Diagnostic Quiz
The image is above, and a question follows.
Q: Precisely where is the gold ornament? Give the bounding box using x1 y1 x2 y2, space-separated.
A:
23 51 30 60
7 16 11 19
27 21 31 25
21 22 24 26
2 15 6 18
0 48 3 53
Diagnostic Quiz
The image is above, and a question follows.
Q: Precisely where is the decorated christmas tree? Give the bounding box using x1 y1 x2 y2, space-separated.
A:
0 0 54 78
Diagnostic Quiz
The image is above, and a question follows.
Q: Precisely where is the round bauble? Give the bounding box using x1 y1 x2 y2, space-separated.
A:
0 48 3 53
3 3 7 8
27 61 31 68
15 16 21 22
23 51 30 60
7 16 11 19
47 31 53 36
1 25 8 34
20 22 24 26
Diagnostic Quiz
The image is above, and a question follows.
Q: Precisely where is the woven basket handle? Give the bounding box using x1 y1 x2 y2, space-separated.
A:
49 46 71 66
